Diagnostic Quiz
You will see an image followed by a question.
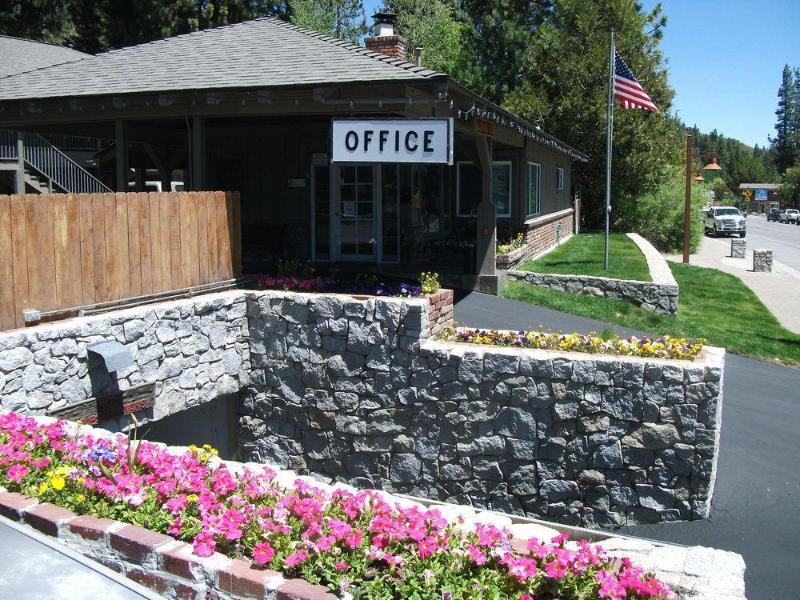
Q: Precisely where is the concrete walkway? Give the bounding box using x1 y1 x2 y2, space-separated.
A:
666 235 800 334
454 292 800 600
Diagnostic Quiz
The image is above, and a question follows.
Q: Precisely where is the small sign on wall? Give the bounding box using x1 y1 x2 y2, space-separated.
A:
331 118 454 165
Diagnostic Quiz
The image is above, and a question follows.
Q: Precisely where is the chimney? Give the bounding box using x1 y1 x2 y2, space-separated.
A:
364 12 406 61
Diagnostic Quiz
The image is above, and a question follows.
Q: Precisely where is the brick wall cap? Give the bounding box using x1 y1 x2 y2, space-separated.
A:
278 577 339 600
66 514 118 541
217 557 282 598
0 490 39 519
22 502 76 535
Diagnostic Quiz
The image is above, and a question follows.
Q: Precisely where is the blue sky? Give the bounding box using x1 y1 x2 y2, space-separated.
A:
363 0 800 147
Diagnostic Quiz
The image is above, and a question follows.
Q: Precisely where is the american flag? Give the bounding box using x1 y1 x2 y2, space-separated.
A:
613 50 658 112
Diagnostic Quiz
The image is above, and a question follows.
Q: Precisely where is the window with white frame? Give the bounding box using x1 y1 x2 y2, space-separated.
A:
527 162 541 217
457 161 512 217
556 167 565 191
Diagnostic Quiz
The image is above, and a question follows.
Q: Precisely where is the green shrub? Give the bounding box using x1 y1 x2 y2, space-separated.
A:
627 168 706 253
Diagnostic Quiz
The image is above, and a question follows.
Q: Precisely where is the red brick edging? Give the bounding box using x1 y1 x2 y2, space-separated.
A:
0 490 336 600
426 289 454 336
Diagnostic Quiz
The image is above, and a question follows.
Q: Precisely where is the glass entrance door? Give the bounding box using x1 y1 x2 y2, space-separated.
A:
337 165 377 261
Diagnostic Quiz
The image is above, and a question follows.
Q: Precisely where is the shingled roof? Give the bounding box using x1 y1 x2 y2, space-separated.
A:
0 18 441 101
0 35 87 78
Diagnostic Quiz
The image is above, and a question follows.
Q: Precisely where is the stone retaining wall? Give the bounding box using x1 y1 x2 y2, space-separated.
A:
240 291 724 528
506 234 679 315
0 287 723 530
0 292 251 426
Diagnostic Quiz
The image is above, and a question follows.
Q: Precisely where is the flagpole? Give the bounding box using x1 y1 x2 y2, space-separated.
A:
604 29 615 270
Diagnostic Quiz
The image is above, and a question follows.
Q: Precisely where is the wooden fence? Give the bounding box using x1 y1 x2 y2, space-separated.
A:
0 191 241 330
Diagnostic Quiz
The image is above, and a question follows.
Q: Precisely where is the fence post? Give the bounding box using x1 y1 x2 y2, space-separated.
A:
15 132 25 194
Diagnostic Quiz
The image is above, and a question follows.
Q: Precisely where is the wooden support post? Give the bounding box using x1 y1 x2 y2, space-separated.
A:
134 168 145 192
115 119 129 192
190 116 206 191
682 132 693 263
475 135 497 294
142 143 172 192
15 132 25 194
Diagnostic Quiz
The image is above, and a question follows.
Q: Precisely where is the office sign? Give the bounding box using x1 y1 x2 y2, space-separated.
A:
331 118 453 165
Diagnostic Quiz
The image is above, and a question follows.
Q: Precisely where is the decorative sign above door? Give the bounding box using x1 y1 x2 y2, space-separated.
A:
331 118 454 165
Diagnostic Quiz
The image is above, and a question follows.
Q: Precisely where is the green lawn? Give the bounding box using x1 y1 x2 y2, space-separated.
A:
518 233 651 282
502 261 800 368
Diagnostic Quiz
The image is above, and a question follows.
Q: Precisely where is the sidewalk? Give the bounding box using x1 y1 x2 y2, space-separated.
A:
665 237 800 334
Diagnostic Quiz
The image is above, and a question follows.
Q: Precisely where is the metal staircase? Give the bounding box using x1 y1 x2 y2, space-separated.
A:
0 129 111 194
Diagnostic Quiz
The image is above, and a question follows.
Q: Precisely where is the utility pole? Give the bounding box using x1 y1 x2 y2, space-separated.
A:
682 132 693 263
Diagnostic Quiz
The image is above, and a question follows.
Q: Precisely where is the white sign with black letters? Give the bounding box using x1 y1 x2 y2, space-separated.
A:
331 119 453 165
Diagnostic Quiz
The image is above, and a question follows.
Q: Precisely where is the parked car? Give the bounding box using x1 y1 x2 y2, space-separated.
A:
767 207 781 222
704 206 746 237
778 208 799 224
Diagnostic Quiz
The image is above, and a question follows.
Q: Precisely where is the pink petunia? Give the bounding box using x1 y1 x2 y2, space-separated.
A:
192 531 216 557
252 541 275 566
284 549 309 568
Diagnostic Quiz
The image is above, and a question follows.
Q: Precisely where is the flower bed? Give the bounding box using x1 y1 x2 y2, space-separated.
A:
249 272 446 300
498 232 526 256
438 327 704 360
0 411 673 599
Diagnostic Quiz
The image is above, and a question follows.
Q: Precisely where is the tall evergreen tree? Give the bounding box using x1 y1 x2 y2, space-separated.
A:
0 0 75 45
381 0 463 74
288 0 367 43
504 0 680 229
0 1 291 53
454 0 551 103
771 64 799 173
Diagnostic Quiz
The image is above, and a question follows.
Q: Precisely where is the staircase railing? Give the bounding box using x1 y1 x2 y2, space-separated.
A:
0 129 112 194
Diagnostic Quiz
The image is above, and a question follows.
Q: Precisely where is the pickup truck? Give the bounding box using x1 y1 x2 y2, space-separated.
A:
704 206 746 238
778 208 799 224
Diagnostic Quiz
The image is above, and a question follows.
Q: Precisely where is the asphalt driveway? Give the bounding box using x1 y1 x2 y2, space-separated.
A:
454 291 800 600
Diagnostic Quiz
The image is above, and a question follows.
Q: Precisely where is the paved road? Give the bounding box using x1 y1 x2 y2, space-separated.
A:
746 216 800 271
455 291 800 600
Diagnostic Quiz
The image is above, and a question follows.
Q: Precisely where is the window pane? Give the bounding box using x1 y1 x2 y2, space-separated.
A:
528 164 540 215
381 164 399 262
341 166 355 184
492 163 511 216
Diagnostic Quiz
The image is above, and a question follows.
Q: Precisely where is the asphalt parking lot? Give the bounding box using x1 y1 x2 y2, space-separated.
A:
455 292 800 600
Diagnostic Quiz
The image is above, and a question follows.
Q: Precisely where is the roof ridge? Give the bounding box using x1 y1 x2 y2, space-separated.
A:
264 17 442 78
0 33 88 54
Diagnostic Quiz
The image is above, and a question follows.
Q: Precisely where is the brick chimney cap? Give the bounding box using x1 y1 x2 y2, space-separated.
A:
373 12 398 25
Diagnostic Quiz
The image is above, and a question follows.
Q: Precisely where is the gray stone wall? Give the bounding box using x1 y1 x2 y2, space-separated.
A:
0 288 724 529
0 292 250 426
239 290 724 528
506 233 680 315
506 270 679 315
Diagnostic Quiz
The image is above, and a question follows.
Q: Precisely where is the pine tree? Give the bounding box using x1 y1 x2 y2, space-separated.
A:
288 0 367 44
503 0 681 229
771 64 799 173
381 0 463 74
454 0 551 103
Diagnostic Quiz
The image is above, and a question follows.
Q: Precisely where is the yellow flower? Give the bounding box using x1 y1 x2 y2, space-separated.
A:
38 482 49 495
76 494 86 503
187 494 199 503
50 475 66 491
